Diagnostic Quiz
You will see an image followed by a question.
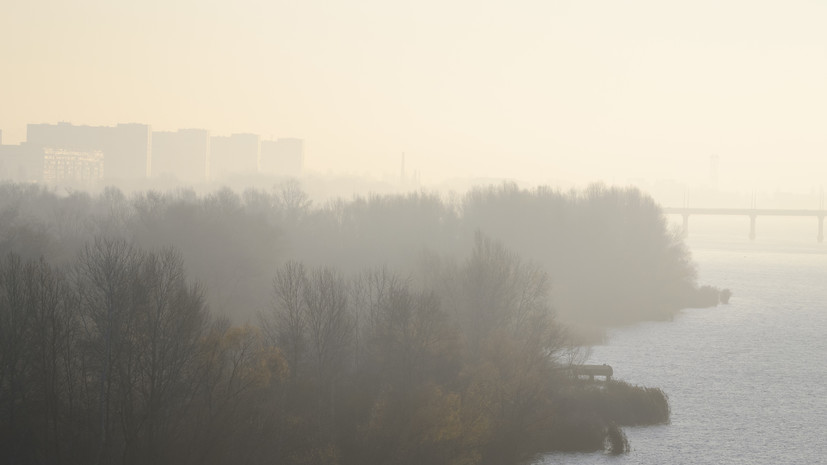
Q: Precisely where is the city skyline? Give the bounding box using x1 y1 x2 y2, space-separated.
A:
0 121 304 184
2 1 825 192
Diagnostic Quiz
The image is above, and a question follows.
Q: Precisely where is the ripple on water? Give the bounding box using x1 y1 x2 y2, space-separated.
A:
535 244 827 465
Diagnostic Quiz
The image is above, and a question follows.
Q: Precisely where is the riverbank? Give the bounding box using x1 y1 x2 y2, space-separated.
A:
534 242 827 464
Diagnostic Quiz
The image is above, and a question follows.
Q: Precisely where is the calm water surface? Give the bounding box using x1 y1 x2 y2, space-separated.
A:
535 239 827 464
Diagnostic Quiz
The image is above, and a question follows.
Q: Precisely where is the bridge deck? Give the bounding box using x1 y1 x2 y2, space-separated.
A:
663 207 825 217
663 207 826 242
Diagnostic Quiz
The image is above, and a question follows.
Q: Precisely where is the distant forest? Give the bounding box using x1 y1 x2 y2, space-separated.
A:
0 182 714 327
0 181 708 464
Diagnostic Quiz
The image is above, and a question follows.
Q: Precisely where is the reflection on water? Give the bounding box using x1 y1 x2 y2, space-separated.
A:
536 239 827 464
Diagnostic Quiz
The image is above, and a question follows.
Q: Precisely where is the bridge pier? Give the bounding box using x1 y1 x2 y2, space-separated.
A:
663 208 825 243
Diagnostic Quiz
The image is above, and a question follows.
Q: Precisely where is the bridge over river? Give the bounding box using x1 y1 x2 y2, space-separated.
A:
662 207 827 242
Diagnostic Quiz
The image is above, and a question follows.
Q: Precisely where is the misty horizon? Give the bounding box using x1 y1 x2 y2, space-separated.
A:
2 1 826 192
1 1 825 463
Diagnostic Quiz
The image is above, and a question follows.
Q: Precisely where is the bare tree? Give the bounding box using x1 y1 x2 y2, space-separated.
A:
129 247 208 463
0 254 35 463
303 267 354 437
304 268 354 382
25 258 79 464
277 179 312 224
457 232 563 357
350 266 401 369
261 260 309 379
75 237 141 464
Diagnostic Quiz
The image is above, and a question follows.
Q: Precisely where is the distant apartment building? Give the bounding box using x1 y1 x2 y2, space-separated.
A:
0 143 38 182
42 148 104 184
209 133 260 180
26 122 151 180
260 138 304 177
152 129 210 183
0 143 104 185
2 122 304 184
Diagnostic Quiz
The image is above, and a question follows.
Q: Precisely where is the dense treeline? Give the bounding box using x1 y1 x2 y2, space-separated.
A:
0 181 714 331
0 181 698 462
0 234 668 465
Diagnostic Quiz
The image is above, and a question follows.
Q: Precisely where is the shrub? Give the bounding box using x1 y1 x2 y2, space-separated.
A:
601 380 670 426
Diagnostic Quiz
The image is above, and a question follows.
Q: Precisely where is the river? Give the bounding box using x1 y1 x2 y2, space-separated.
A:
534 236 827 464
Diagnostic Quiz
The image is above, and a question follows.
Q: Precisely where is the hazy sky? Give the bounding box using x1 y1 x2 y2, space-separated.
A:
2 0 825 192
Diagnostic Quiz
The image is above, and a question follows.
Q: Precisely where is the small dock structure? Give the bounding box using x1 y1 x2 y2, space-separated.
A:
571 364 613 381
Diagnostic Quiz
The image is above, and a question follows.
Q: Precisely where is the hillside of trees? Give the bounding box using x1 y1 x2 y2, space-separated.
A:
0 181 711 464
0 181 716 330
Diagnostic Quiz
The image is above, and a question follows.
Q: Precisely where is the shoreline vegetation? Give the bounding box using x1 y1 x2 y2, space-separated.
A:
1 181 707 464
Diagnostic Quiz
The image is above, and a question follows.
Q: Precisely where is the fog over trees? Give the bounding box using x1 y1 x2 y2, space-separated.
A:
0 180 711 464
0 181 711 327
